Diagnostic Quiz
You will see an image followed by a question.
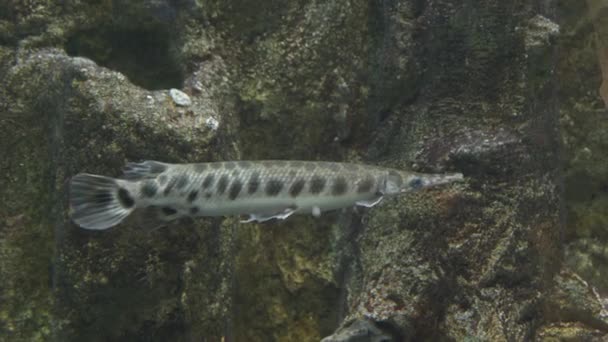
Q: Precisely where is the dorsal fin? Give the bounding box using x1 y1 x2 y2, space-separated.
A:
122 160 170 180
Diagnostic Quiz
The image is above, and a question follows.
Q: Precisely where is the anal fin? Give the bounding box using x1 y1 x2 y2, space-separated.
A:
134 205 182 231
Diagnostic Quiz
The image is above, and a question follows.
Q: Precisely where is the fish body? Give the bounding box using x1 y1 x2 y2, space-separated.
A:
69 160 463 230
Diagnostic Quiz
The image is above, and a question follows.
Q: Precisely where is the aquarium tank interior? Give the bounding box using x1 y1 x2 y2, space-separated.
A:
1 1 608 341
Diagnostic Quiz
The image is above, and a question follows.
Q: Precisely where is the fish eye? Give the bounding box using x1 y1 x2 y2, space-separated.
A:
409 177 423 189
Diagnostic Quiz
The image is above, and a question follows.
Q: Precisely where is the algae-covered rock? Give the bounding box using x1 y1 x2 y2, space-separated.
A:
537 268 608 340
1 22 236 342
326 2 563 340
559 0 608 305
234 217 342 341
225 1 376 340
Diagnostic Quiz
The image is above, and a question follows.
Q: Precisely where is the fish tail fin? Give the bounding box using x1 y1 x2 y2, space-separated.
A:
69 173 136 230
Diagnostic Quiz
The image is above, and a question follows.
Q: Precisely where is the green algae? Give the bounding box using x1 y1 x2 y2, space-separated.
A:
224 2 379 339
230 0 370 160
234 217 341 341
0 47 62 341
0 160 55 342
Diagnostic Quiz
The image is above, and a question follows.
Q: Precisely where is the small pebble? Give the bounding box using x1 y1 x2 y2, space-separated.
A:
205 117 219 130
169 88 192 107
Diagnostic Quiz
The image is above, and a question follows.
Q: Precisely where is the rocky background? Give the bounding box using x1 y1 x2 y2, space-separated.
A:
0 0 607 341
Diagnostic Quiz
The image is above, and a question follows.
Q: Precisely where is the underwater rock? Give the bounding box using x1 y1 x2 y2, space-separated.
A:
0 44 236 341
332 1 563 340
537 268 608 338
414 127 523 176
536 322 608 341
321 319 394 342
587 0 608 107
525 15 560 49
565 238 608 292
559 0 608 316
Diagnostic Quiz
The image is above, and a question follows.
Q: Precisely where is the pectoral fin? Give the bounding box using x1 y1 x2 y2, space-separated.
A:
241 207 297 223
355 196 383 208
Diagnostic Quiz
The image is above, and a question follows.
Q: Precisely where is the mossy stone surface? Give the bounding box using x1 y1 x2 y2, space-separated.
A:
1 17 235 340
559 0 608 300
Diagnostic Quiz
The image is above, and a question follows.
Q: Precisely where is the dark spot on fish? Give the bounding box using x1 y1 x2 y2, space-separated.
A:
231 169 240 177
288 170 297 178
217 175 229 195
357 175 375 193
141 181 158 197
211 163 222 169
190 206 199 215
163 177 177 195
162 206 177 216
266 179 283 196
229 180 242 200
175 174 189 190
305 162 317 171
238 161 253 168
332 177 348 195
188 190 198 202
158 174 168 185
290 161 304 168
289 179 306 197
205 193 212 199
248 172 260 194
117 188 134 208
310 176 326 194
275 160 287 167
193 163 207 172
224 161 236 169
202 174 215 189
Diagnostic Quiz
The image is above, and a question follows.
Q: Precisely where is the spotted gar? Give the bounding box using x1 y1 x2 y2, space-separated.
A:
69 160 464 230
